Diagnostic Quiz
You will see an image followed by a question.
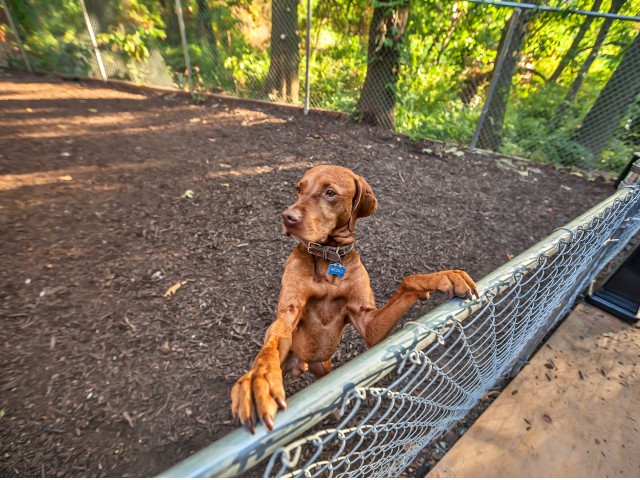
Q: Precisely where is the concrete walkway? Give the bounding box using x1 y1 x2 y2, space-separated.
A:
428 303 640 478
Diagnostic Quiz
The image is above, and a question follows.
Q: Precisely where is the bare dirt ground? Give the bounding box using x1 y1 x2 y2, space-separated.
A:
0 70 613 477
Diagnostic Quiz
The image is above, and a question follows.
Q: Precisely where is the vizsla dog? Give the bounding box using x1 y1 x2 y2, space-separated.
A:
231 165 478 433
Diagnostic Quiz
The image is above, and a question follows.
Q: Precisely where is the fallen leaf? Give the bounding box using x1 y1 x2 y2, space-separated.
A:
87 108 98 113
163 279 194 298
189 117 202 123
59 175 73 181
122 411 134 428
480 390 500 402
26 107 33 112
219 163 232 169
221 183 230 187
182 189 194 199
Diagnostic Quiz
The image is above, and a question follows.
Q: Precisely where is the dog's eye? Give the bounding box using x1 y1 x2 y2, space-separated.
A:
326 189 336 198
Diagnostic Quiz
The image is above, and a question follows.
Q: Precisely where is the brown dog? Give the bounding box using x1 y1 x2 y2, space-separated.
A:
231 165 478 433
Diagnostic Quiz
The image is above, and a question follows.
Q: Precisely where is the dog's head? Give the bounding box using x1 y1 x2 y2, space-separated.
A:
281 165 377 246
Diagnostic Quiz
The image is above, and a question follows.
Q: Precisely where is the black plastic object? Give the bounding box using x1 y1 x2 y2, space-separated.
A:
587 243 640 323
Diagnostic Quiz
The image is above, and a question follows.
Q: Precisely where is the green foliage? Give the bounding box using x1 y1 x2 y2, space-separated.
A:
4 0 639 174
97 0 166 62
308 36 367 111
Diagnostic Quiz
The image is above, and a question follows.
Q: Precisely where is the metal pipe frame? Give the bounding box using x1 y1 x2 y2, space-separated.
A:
174 0 194 99
1 0 32 72
303 0 311 115
159 185 640 478
465 0 640 22
78 0 107 82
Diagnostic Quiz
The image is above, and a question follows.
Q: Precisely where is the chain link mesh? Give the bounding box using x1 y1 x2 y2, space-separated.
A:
1 0 638 171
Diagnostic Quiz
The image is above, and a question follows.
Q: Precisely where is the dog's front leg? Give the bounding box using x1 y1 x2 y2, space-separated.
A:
352 270 478 347
231 291 305 433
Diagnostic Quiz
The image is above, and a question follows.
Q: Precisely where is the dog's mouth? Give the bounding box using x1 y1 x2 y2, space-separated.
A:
281 213 335 245
282 224 325 246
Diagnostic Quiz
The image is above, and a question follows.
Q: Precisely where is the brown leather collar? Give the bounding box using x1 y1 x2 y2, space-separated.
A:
296 238 354 263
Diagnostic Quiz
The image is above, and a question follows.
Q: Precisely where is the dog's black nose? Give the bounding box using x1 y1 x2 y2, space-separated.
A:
281 209 300 227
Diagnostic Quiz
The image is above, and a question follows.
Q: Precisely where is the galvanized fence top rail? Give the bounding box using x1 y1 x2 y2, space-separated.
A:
160 178 640 478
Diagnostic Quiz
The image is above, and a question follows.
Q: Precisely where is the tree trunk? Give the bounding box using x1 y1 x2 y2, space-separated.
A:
573 32 640 159
196 0 217 44
553 0 624 126
549 0 603 83
158 0 181 47
264 0 300 103
476 9 534 151
353 0 410 130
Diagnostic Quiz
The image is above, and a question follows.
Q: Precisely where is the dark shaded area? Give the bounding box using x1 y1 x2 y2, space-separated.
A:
0 70 612 477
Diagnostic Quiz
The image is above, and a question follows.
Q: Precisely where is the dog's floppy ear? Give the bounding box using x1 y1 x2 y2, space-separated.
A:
349 175 377 231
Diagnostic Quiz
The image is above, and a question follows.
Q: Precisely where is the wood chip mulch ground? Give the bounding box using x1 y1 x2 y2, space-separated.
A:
0 70 613 477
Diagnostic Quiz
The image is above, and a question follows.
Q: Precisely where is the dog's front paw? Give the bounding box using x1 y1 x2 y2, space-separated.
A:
432 270 479 300
231 361 286 434
404 270 479 300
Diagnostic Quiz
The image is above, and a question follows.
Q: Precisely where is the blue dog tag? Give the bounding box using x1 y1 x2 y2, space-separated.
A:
328 263 346 278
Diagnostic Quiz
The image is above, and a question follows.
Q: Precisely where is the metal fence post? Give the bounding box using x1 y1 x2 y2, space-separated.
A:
619 156 640 189
78 0 107 82
174 0 194 99
470 7 521 152
1 0 32 72
304 0 311 115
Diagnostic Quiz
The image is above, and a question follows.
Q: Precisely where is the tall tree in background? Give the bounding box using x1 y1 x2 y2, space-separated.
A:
553 0 625 126
354 0 410 129
476 8 535 150
264 0 300 103
549 0 603 83
573 32 640 159
158 0 181 46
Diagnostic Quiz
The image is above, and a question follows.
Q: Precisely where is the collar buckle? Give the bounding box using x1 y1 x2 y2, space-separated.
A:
307 242 323 254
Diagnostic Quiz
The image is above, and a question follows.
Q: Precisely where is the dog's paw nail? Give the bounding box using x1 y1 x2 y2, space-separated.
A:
244 419 255 435
263 414 274 431
276 397 287 410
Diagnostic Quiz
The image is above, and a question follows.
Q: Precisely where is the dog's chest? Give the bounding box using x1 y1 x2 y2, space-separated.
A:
302 292 348 327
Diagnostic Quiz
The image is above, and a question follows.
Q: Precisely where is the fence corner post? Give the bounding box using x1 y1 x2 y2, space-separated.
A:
174 0 194 99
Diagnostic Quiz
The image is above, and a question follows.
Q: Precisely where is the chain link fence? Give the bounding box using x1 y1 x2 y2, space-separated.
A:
1 1 639 173
161 178 640 477
2 1 640 476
